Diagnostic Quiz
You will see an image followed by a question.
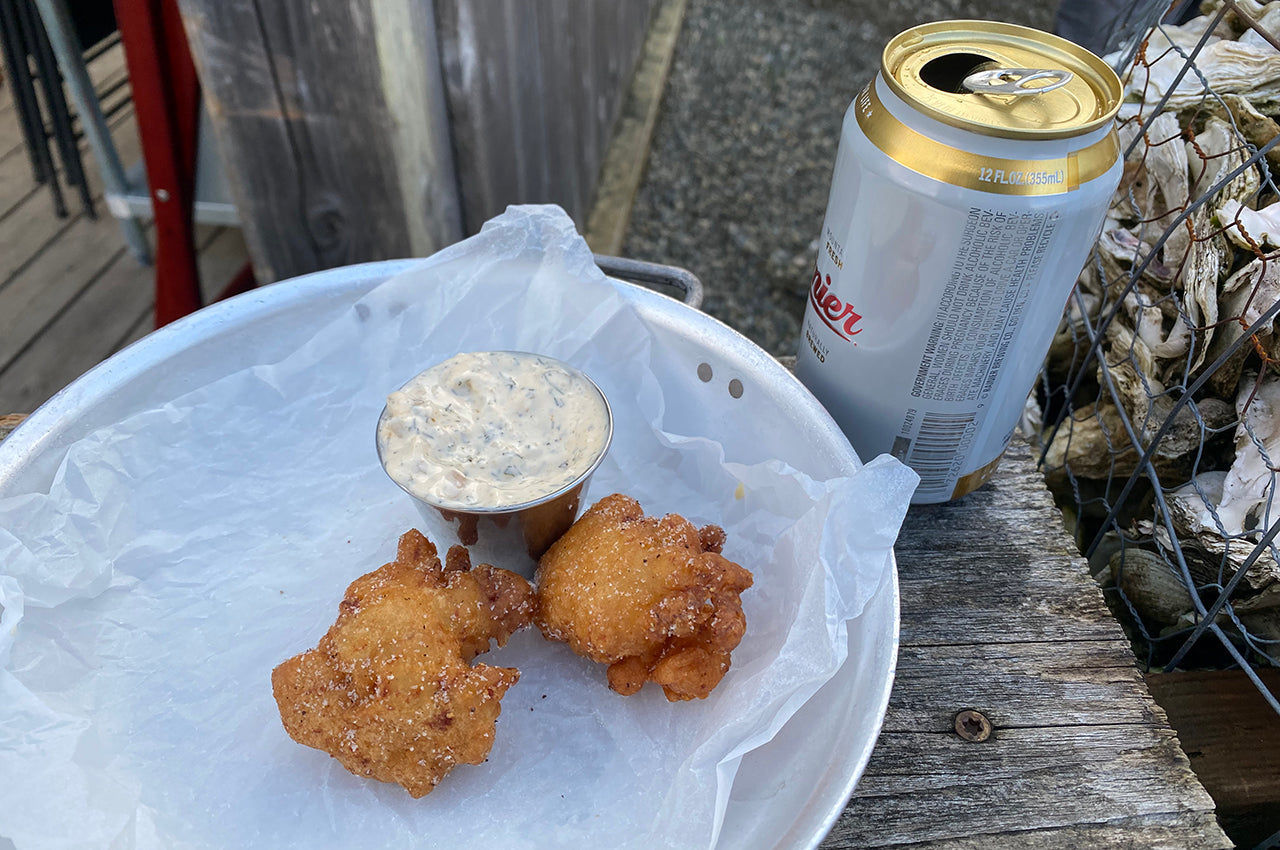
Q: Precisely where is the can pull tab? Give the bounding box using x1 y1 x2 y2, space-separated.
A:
962 67 1074 95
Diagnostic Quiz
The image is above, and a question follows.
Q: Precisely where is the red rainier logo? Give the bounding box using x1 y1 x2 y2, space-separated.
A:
809 267 863 340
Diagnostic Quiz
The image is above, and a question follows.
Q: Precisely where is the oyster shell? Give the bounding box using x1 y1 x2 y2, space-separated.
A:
1236 1 1280 52
1216 197 1280 249
1045 394 1234 480
1234 581 1280 612
1219 370 1280 536
1044 403 1128 479
1100 227 1176 290
1165 467 1280 591
1126 37 1280 113
1125 290 1191 361
1142 112 1191 233
1105 547 1197 627
1187 116 1260 207
1238 609 1280 647
1175 207 1230 373
1049 7 1280 665
1200 254 1280 394
1212 94 1280 175
1168 1 1242 42
1104 320 1162 404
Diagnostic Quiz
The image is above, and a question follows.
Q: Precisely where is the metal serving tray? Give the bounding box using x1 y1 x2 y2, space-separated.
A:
0 259 898 849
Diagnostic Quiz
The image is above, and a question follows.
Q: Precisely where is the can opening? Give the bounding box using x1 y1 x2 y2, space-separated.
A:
918 52 996 94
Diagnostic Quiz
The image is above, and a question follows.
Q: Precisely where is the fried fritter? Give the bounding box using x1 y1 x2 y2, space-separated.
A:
271 529 535 797
534 494 753 701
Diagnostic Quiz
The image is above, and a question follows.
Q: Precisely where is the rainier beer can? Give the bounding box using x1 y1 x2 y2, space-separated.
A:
795 20 1122 503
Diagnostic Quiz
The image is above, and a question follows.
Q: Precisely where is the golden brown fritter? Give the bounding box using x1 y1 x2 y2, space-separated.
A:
271 529 535 797
534 494 753 701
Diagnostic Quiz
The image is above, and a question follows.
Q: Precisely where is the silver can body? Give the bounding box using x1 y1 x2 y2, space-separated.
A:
795 74 1121 503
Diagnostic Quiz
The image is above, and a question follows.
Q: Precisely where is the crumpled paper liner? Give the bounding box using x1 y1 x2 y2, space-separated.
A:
0 206 917 849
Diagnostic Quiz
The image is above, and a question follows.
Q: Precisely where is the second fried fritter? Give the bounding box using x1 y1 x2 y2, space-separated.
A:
271 529 535 797
534 494 753 701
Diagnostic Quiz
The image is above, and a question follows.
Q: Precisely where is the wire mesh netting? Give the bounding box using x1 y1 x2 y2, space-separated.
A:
1039 0 1280 715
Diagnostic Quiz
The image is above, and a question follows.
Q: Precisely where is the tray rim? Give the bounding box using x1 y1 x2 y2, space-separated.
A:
0 258 900 849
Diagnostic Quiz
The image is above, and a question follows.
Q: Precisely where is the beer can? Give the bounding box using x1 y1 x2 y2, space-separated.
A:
795 20 1122 503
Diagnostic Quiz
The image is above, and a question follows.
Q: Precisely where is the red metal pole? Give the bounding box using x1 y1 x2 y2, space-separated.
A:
114 0 202 327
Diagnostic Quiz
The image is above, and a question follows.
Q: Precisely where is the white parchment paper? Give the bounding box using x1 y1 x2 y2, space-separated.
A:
0 206 917 849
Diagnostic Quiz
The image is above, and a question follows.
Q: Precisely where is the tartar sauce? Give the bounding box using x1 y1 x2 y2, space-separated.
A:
377 351 611 509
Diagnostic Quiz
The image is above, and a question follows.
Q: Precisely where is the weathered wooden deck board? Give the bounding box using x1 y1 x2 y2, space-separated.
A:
0 171 144 371
0 234 150 413
830 813 1231 850
882 640 1160 731
827 440 1230 848
0 225 246 415
0 48 250 418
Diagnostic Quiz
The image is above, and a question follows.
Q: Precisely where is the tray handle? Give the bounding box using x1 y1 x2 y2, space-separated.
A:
594 255 704 310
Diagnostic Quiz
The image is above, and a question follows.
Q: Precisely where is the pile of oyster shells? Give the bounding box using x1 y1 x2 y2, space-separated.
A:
1042 0 1280 661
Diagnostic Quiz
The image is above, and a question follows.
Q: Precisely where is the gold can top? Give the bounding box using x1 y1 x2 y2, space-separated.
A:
882 20 1122 140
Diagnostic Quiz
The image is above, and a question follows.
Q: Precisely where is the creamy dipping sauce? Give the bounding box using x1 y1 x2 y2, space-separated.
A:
377 351 611 509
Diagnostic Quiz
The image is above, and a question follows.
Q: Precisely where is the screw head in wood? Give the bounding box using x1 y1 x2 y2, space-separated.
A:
954 709 992 742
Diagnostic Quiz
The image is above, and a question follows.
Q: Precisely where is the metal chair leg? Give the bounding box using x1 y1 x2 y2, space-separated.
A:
0 0 65 214
17 0 90 215
32 0 153 263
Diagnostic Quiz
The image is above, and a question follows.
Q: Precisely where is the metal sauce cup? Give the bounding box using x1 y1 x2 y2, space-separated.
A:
375 354 612 573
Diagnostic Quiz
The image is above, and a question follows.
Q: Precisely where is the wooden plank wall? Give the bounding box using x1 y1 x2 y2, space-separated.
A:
435 0 657 234
176 0 461 283
176 0 654 282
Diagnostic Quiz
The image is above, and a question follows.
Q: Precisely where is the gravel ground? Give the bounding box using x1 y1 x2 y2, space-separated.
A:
624 0 1060 357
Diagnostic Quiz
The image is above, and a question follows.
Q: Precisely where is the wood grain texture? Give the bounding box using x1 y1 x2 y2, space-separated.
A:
0 228 152 416
0 196 136 374
826 440 1230 848
176 0 460 282
0 222 246 417
180 0 651 278
435 0 657 233
0 42 133 242
893 448 1122 646
0 107 138 286
108 226 251 356
824 812 1231 850
0 414 26 442
368 0 461 257
1147 669 1280 847
883 640 1162 732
